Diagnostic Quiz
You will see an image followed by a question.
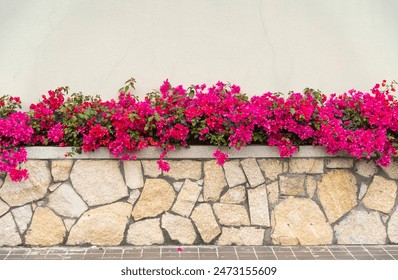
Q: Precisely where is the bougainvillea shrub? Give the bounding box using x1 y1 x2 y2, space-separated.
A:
0 80 397 181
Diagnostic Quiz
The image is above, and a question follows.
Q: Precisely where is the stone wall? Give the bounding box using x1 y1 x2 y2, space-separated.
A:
1 147 398 246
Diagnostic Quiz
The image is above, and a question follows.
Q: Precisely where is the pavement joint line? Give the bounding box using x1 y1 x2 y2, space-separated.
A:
234 246 239 260
381 246 395 259
252 246 259 260
344 245 356 260
289 246 297 260
270 246 278 260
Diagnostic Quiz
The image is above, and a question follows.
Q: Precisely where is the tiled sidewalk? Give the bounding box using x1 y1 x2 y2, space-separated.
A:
1 245 398 260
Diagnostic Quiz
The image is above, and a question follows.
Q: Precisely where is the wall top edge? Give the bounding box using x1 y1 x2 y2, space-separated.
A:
25 146 352 159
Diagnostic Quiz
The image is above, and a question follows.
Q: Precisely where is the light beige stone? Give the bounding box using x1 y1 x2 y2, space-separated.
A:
290 159 324 174
213 203 250 226
356 160 378 178
382 159 398 179
142 160 161 177
49 182 62 192
358 183 368 200
0 161 51 207
388 208 398 243
362 176 397 214
335 210 386 244
127 218 164 245
326 158 354 169
48 182 88 218
70 160 128 206
241 158 265 187
223 160 246 188
191 203 221 243
67 202 132 245
132 179 176 220
266 182 279 205
217 227 264 245
0 198 9 217
123 160 144 189
173 181 184 192
25 207 66 246
203 160 227 202
0 212 22 246
306 176 317 198
164 160 202 180
161 213 197 244
196 179 203 186
258 159 283 181
127 189 141 206
63 218 76 232
317 170 357 223
279 175 305 196
51 160 73 182
220 185 246 204
197 194 204 202
172 179 201 217
11 204 32 234
248 185 270 226
271 197 333 245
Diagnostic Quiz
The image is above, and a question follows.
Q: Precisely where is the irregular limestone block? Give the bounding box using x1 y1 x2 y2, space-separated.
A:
141 160 161 177
326 158 354 169
382 159 398 179
191 203 221 243
123 160 144 189
290 159 324 174
51 160 73 182
164 160 202 180
173 181 184 192
223 160 246 188
217 227 264 246
258 159 283 181
11 204 32 234
127 218 164 245
266 182 279 205
279 175 305 196
334 210 386 244
67 202 132 246
127 189 141 206
248 185 270 227
306 176 317 198
220 185 246 204
161 213 197 244
0 212 22 246
241 158 265 188
355 160 378 178
388 208 398 243
132 179 176 220
63 218 76 232
0 161 51 207
203 160 227 202
358 183 368 200
317 170 357 223
25 207 66 246
362 176 397 214
213 203 250 226
70 160 128 206
172 179 201 217
47 182 88 218
0 199 9 217
271 197 333 245
49 182 62 192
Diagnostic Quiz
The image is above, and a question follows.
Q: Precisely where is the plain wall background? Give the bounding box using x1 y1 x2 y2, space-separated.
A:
1 0 397 108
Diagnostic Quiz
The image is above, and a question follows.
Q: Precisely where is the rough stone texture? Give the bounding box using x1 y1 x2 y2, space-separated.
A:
123 160 144 189
196 179 203 186
266 182 279 205
271 197 333 245
172 179 201 217
290 159 324 174
67 202 132 246
362 176 397 214
11 204 32 234
141 160 161 177
326 158 354 168
335 210 386 244
355 160 378 178
132 179 176 220
248 185 270 227
317 170 358 223
0 212 22 246
173 181 184 192
51 160 73 182
127 189 141 206
217 227 265 245
240 158 265 187
279 175 305 196
0 199 9 217
382 159 398 179
213 203 250 226
70 160 128 206
258 159 283 181
164 160 202 180
220 185 246 204
306 176 317 198
203 161 227 202
47 182 88 218
127 218 164 245
0 161 51 207
358 183 368 200
49 182 62 192
161 213 197 244
63 218 76 232
388 208 398 243
191 203 221 243
223 160 246 188
25 207 66 246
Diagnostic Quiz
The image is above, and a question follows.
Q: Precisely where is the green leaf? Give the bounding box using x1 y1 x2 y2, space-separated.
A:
290 108 295 115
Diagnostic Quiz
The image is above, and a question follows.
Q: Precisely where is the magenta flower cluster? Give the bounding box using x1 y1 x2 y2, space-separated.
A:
0 80 397 182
